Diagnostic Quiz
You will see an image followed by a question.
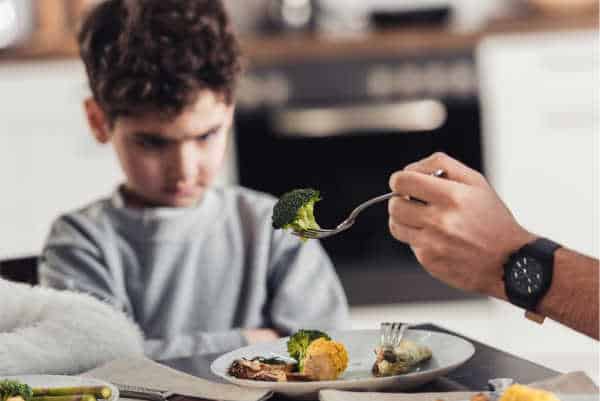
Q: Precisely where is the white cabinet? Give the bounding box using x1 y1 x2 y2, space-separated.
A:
478 30 598 258
0 60 122 259
477 30 598 380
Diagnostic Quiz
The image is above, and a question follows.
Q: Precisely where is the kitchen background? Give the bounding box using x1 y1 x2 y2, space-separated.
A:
0 0 598 381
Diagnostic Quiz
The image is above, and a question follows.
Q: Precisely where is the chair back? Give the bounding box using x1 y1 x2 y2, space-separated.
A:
0 256 38 284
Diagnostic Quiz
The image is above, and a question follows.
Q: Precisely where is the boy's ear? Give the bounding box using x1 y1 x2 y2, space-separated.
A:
225 104 236 129
84 98 112 144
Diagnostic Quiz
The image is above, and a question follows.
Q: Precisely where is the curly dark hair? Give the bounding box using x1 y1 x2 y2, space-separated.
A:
79 0 242 124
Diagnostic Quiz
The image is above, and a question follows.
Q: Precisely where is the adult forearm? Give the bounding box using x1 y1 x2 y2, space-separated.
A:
486 248 599 339
537 249 599 339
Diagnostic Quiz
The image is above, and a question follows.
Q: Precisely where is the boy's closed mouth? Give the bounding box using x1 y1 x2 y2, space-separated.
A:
165 185 200 197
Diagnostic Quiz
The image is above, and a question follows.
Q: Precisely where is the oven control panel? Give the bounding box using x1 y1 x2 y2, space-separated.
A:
237 52 477 110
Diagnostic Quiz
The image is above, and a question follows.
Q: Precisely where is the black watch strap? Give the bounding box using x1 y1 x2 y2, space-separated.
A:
519 238 561 265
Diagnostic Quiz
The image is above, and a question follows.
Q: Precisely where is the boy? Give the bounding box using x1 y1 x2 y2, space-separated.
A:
40 0 348 360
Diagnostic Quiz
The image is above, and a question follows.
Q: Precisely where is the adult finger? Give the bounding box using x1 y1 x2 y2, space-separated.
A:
388 196 430 229
389 170 458 205
388 218 421 245
404 152 486 187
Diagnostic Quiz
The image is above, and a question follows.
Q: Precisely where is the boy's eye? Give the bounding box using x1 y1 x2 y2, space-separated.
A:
195 130 219 143
136 136 168 149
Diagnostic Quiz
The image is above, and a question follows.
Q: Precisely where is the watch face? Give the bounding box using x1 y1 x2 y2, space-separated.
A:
507 256 545 297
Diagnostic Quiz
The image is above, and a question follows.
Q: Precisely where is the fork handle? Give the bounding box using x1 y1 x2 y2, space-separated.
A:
347 192 412 222
394 168 446 204
114 384 170 401
347 169 445 221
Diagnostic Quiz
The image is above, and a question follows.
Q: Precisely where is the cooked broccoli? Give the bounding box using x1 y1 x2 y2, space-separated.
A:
0 380 33 401
272 189 321 238
287 329 331 372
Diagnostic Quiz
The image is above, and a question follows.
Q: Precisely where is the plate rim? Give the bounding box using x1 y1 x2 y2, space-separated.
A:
210 328 475 387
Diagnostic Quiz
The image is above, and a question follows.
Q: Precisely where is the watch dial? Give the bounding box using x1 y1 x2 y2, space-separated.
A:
508 256 544 297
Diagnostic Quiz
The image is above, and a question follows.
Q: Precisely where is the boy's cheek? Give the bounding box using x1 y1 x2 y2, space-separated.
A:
123 155 163 186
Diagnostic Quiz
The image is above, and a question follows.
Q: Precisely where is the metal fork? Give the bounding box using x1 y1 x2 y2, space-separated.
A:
113 383 172 401
380 322 409 350
292 169 445 239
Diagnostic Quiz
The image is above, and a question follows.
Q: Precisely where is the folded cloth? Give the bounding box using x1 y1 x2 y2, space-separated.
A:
319 372 599 401
82 357 271 401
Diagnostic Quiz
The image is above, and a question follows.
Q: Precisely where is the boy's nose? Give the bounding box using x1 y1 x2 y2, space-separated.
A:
168 143 199 181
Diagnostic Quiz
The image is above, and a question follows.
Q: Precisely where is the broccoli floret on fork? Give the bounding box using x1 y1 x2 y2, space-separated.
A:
272 188 321 239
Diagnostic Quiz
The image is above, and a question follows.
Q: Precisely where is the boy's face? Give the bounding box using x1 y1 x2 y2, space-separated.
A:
86 90 234 207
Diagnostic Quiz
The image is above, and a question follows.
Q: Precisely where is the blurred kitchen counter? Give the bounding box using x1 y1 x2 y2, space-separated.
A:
1 12 597 65
243 13 599 66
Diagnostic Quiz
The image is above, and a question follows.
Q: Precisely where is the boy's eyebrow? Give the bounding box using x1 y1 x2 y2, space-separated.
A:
132 131 169 140
132 124 223 141
185 123 223 139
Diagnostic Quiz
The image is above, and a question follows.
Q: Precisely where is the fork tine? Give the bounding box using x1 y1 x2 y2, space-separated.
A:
392 322 409 348
291 231 319 239
304 228 337 233
380 322 393 348
390 323 400 347
300 229 323 235
290 227 341 239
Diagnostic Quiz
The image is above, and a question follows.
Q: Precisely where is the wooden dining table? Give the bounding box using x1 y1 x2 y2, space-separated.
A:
159 323 560 401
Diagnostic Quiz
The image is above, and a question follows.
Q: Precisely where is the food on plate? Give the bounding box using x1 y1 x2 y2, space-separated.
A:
498 384 560 401
286 329 331 372
271 188 321 240
0 380 33 401
372 339 433 377
301 338 349 381
0 381 111 401
228 357 295 382
31 396 96 401
437 384 560 401
33 387 111 399
470 393 491 401
287 329 348 380
228 329 349 382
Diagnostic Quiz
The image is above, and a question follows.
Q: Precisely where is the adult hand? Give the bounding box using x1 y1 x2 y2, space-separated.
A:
243 328 280 344
388 153 536 298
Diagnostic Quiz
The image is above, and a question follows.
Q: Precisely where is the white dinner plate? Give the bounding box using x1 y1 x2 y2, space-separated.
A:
1 375 119 401
211 329 475 398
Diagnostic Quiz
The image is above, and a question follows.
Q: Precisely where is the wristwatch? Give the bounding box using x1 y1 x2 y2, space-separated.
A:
503 237 562 323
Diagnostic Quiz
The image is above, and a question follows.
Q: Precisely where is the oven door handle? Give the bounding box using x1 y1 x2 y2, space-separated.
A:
270 99 447 138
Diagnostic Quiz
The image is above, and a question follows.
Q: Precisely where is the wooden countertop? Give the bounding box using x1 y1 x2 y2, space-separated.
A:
0 13 597 66
244 13 598 66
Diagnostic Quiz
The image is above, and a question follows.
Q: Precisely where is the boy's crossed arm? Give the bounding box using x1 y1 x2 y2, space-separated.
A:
39 217 271 359
41 246 276 359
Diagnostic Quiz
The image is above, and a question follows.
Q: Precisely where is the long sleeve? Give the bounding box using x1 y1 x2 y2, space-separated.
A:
40 216 248 360
143 329 248 359
267 232 349 335
0 279 144 375
40 215 134 314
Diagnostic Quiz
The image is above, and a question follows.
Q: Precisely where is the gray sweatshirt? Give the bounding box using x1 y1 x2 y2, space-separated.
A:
40 186 348 360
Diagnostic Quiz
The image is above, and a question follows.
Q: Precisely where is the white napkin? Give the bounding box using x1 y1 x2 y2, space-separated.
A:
82 357 271 401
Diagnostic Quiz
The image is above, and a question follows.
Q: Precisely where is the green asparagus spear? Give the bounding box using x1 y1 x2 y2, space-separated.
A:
31 395 96 401
33 387 111 400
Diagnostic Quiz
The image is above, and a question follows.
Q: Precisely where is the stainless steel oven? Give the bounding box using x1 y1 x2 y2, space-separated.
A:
234 51 483 305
